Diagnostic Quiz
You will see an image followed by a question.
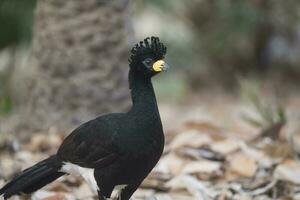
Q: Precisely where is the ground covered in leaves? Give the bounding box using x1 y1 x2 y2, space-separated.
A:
1 95 300 200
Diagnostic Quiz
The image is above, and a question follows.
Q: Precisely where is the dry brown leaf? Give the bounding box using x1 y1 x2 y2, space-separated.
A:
166 175 190 191
239 142 273 168
47 181 71 193
274 160 300 184
288 127 300 159
141 172 169 192
26 133 62 153
158 193 196 200
229 153 257 177
15 151 35 162
211 138 240 154
170 130 212 150
73 183 95 199
184 121 221 134
155 153 186 175
215 189 234 200
166 175 213 199
0 157 22 178
181 161 221 179
262 141 292 159
31 191 64 200
180 147 225 162
42 193 65 200
133 188 156 199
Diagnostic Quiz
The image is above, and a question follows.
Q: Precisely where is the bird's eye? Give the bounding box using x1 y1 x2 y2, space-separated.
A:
143 58 152 66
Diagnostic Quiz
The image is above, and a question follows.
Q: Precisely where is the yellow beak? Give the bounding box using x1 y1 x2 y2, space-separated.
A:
152 60 169 72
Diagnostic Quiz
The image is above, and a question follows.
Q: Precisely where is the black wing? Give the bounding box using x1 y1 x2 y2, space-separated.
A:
57 118 119 169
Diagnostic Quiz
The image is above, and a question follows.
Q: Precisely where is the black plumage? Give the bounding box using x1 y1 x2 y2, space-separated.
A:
0 36 168 200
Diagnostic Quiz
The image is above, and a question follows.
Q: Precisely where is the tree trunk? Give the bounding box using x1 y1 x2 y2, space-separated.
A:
10 0 133 134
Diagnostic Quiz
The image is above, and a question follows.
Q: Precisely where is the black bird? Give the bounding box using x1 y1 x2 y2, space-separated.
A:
0 36 168 200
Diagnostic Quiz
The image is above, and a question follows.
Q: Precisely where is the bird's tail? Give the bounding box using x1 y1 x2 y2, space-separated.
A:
0 155 65 199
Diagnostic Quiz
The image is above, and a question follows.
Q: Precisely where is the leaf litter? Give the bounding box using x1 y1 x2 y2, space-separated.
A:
1 96 300 200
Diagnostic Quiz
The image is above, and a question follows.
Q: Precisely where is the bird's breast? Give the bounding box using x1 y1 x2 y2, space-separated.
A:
121 129 164 169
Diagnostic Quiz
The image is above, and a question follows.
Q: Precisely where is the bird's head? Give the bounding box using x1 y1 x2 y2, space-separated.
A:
129 36 168 78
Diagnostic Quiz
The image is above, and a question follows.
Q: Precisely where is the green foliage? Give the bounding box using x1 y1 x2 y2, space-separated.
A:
0 0 36 49
0 0 36 116
0 95 12 114
240 80 286 129
143 0 180 11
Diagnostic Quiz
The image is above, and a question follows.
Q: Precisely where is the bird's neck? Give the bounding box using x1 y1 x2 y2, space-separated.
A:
129 70 159 115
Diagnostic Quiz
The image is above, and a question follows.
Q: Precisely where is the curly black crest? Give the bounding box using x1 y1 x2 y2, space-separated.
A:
129 36 167 66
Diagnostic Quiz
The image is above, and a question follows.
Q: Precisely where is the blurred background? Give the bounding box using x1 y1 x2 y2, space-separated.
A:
1 0 300 132
1 0 300 199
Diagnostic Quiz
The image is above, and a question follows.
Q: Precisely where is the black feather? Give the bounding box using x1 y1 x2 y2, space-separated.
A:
0 155 65 199
129 36 167 66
